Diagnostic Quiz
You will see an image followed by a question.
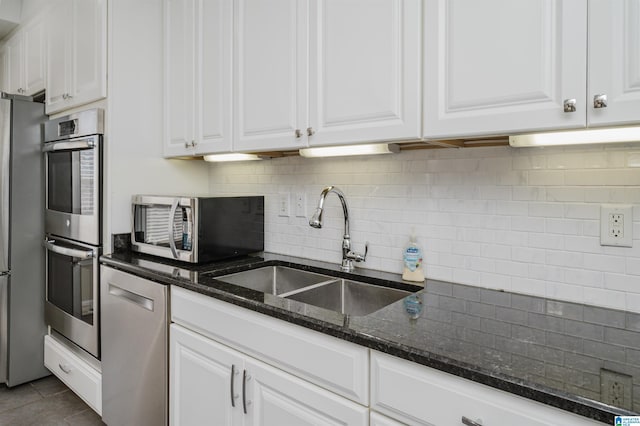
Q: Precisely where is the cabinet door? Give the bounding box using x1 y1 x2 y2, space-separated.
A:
165 0 196 156
233 0 309 152
245 358 369 426
195 0 233 154
171 324 244 426
588 0 640 127
371 351 601 426
46 0 73 113
23 16 46 95
308 0 421 146
6 33 24 95
0 47 7 93
424 0 587 139
370 412 405 426
70 0 106 105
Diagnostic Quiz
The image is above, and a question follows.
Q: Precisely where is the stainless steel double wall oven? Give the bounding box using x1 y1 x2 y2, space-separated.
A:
43 109 103 358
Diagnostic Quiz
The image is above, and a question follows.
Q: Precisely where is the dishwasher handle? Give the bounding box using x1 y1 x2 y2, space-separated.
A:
108 283 154 311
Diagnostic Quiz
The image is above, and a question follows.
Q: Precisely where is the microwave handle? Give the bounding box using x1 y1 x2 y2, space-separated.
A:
168 198 180 259
42 139 96 152
44 239 96 259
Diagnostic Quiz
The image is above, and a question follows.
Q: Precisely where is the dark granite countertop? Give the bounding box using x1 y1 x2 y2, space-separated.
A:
101 250 640 424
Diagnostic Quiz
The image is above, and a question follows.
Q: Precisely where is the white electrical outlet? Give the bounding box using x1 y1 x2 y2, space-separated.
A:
278 194 290 217
295 193 306 217
600 204 633 247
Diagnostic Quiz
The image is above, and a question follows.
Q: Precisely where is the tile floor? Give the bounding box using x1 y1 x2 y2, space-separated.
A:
0 375 104 426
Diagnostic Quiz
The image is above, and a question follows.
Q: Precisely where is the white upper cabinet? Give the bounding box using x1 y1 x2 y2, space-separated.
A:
424 0 640 139
164 0 233 157
5 33 23 95
22 16 46 96
0 47 7 93
46 0 106 114
233 0 421 153
232 0 308 152
588 0 640 127
424 0 587 139
5 15 46 96
308 0 421 147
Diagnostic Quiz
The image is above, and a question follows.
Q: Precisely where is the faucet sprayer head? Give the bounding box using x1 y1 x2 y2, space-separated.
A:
309 208 323 228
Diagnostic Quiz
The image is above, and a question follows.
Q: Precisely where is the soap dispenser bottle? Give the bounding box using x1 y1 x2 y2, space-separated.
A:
402 232 425 284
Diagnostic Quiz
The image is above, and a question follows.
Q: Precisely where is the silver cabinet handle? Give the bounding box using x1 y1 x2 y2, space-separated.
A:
593 94 607 108
230 364 237 407
183 140 196 148
44 239 96 259
462 416 483 426
58 363 72 374
295 129 302 138
307 127 315 136
242 369 248 414
563 98 576 113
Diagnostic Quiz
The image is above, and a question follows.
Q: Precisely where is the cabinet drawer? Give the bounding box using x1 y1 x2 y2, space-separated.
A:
171 286 369 405
44 335 102 414
371 351 601 426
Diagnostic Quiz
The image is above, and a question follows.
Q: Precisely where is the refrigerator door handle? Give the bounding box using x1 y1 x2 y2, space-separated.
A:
43 239 96 259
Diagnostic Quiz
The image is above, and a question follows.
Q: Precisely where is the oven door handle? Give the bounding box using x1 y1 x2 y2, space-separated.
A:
44 239 96 259
42 139 95 152
168 198 180 260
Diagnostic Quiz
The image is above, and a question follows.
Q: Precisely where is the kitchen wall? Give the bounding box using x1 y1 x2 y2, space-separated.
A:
208 143 640 313
104 0 210 248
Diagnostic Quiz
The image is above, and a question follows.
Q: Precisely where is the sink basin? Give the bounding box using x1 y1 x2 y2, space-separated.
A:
285 279 411 316
214 266 335 295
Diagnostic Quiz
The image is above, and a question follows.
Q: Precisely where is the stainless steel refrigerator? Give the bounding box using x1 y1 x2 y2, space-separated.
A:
0 93 48 387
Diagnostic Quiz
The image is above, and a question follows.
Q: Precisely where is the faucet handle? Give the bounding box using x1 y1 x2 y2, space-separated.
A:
347 242 368 263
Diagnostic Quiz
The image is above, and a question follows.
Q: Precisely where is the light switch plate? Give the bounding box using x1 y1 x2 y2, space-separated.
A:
278 194 290 217
600 204 633 247
295 193 306 217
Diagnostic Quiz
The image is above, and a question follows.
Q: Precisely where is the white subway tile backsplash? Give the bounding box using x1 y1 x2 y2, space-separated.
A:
546 187 586 202
564 268 604 288
628 152 640 168
529 203 565 218
208 145 640 313
529 170 565 186
511 216 546 232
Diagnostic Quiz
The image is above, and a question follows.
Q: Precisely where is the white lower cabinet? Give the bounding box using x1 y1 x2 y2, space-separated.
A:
371 351 602 426
43 335 101 415
171 323 368 426
370 412 405 426
171 287 603 426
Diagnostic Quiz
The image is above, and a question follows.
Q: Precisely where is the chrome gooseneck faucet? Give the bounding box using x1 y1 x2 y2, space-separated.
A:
309 186 367 272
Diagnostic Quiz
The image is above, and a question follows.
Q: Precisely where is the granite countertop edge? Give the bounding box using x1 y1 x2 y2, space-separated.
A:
100 253 626 424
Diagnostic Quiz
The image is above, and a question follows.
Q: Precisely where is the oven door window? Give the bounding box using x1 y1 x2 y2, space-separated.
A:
47 250 95 325
47 149 96 215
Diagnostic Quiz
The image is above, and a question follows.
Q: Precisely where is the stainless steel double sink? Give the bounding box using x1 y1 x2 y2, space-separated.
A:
213 266 411 317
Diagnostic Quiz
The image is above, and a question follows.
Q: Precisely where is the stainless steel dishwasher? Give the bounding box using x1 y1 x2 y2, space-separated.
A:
101 266 168 426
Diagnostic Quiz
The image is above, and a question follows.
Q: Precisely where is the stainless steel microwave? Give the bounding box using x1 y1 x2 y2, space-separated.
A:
131 195 264 263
